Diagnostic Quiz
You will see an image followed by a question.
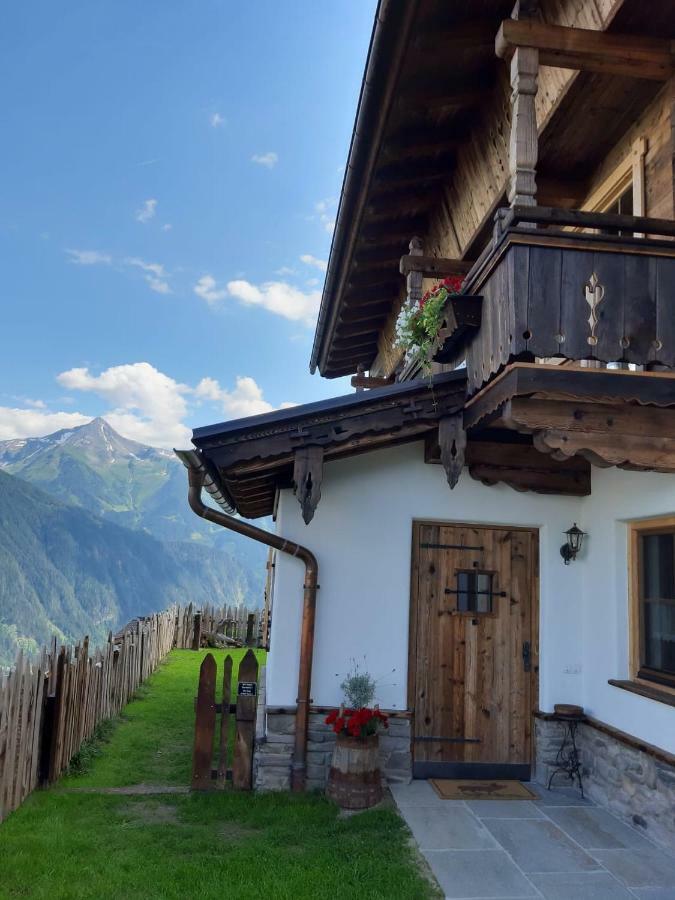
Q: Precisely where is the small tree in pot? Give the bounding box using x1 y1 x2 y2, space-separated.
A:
325 667 389 810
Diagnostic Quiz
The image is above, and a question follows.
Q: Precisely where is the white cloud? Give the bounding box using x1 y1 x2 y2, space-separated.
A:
195 375 294 419
300 254 327 273
57 362 191 447
275 266 296 276
0 407 90 440
226 279 320 325
306 277 319 287
65 249 112 266
251 151 278 169
1 365 293 448
125 257 171 294
210 112 225 128
314 197 336 234
135 198 158 224
194 274 227 305
162 223 172 232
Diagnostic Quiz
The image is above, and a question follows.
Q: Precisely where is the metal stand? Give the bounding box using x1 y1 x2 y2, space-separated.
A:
547 715 584 798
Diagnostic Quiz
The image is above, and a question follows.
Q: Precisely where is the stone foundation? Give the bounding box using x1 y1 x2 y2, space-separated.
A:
254 706 412 792
535 716 675 850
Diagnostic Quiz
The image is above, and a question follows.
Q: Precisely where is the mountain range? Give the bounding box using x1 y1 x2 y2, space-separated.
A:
0 419 266 665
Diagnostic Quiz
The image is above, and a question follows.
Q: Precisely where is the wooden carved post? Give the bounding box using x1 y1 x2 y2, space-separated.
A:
405 236 424 308
508 46 539 206
232 649 259 790
216 655 232 787
192 653 216 791
438 414 467 490
293 446 324 524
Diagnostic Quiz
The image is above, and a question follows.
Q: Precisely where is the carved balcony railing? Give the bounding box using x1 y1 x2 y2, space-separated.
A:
436 206 675 395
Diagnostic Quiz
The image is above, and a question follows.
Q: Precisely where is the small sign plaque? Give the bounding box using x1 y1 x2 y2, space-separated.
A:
237 681 257 697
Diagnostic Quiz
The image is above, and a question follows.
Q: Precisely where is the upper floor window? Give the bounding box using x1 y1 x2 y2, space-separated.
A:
630 518 675 689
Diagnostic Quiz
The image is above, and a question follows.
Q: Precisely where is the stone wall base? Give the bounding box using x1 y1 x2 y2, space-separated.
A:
535 717 675 850
254 708 412 792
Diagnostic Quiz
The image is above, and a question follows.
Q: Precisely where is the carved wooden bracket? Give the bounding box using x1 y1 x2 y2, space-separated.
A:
501 397 675 473
438 414 467 489
293 446 324 524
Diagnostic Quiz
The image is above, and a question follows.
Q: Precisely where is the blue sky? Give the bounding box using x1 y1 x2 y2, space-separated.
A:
0 0 376 447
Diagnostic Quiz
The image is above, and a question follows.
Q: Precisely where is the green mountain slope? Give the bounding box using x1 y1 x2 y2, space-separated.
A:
0 470 262 665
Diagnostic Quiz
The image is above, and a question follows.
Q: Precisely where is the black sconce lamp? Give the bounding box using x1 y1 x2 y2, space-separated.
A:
560 524 586 565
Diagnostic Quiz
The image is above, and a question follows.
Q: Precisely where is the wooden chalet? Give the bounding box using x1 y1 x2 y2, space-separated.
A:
181 0 675 849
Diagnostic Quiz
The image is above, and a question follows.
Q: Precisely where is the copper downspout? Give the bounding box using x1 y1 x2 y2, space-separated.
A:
185 465 318 792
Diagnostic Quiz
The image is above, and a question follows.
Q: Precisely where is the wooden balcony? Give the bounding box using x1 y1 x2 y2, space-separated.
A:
441 207 675 395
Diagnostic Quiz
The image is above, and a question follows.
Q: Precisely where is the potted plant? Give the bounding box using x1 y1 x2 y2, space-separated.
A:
395 275 464 371
325 668 388 809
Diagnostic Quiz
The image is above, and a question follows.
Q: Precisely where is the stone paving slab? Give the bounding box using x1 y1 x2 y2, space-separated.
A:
632 889 675 900
466 799 545 819
393 781 675 899
482 818 601 874
528 871 634 899
401 805 499 851
591 847 675 889
544 806 653 850
390 779 460 807
422 849 539 899
527 782 593 807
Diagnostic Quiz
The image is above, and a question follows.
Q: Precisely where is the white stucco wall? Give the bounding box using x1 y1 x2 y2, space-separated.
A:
267 441 675 754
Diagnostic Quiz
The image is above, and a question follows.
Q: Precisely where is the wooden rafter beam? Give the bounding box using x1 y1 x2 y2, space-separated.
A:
360 217 428 244
335 324 380 340
398 83 491 112
399 254 474 277
350 373 395 390
496 19 675 81
353 247 401 268
382 125 461 161
366 188 437 216
414 21 497 53
331 336 379 353
338 302 392 324
374 154 455 186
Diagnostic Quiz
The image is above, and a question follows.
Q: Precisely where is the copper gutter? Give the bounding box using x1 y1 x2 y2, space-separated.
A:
177 451 318 792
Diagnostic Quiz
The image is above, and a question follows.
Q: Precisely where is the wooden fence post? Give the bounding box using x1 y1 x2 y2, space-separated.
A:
216 655 233 787
191 612 202 651
191 653 216 790
245 614 255 647
232 649 258 790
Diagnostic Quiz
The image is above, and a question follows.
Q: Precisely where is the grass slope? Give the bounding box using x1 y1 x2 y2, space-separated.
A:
0 651 438 900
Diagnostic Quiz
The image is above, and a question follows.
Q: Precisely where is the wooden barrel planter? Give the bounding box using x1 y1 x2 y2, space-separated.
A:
326 733 383 809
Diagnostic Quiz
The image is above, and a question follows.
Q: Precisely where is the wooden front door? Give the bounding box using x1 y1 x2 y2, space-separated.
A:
410 522 538 779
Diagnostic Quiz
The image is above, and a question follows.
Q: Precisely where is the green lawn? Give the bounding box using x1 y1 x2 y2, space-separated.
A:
0 649 438 900
59 649 265 788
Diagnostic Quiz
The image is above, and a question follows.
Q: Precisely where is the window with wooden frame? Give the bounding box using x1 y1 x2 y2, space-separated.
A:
583 137 646 219
629 517 675 690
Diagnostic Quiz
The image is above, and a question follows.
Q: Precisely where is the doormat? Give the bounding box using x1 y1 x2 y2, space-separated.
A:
430 779 536 801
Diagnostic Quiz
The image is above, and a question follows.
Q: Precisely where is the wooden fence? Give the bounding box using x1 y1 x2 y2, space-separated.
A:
0 602 262 821
191 650 259 791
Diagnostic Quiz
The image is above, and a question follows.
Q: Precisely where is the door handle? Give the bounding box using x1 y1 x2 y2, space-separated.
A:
522 641 531 673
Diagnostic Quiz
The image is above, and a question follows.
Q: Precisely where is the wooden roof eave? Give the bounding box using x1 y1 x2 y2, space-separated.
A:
310 0 421 378
194 371 467 519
